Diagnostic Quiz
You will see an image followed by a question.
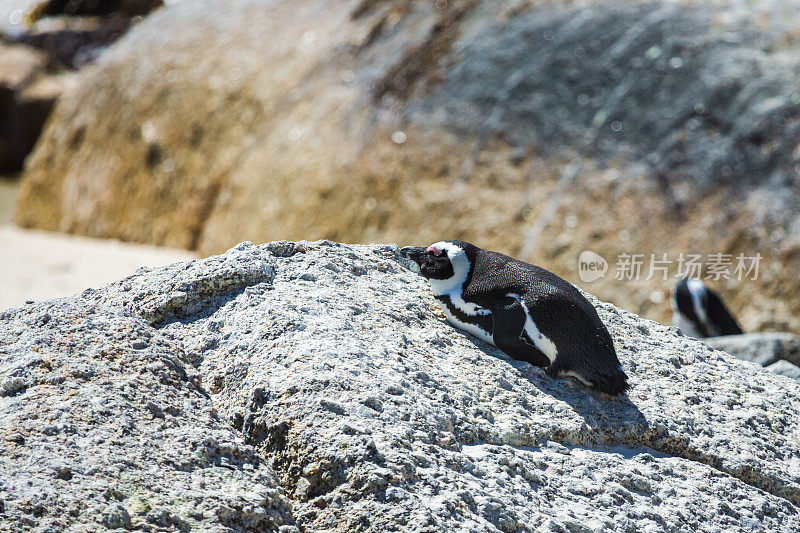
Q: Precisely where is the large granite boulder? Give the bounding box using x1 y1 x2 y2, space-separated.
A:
1 240 799 531
14 0 800 335
0 0 166 175
0 41 80 175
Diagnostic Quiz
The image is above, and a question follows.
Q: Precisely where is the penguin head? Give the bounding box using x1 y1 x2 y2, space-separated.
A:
672 278 702 316
400 241 476 294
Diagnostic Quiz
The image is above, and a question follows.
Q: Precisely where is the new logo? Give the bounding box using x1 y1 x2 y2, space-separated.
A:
578 251 608 283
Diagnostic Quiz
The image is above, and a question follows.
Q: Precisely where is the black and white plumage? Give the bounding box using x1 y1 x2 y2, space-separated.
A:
671 278 742 338
400 240 629 395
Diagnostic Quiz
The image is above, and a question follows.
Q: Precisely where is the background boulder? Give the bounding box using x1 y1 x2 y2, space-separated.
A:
766 360 800 382
707 331 800 383
0 0 165 177
0 42 49 173
1 240 800 530
14 0 800 334
706 332 800 367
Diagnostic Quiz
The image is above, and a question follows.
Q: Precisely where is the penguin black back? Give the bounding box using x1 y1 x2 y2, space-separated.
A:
672 278 742 338
400 240 629 395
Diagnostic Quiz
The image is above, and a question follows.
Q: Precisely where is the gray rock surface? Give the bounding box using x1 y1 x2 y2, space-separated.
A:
707 332 800 367
766 360 800 382
2 240 800 531
0 275 296 530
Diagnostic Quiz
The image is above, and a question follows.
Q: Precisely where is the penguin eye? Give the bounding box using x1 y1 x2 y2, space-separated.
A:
427 246 443 257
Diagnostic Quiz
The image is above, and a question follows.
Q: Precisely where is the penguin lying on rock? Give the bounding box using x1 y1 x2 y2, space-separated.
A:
671 278 742 338
400 241 629 395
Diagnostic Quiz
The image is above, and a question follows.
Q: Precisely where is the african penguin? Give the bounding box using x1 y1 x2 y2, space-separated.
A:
400 240 629 395
671 278 742 338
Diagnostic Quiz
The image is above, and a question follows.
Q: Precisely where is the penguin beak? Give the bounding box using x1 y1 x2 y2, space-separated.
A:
399 246 426 265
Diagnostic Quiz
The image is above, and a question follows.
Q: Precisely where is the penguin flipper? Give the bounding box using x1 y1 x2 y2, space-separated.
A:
520 294 629 395
489 296 551 368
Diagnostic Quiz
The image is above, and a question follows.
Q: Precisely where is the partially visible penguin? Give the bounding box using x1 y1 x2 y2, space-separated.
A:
400 240 629 395
671 277 742 338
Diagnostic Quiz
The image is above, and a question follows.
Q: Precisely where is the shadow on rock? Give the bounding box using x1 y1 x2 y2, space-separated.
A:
460 332 649 443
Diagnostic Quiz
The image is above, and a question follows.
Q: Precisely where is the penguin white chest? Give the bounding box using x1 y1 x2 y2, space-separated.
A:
673 311 704 338
425 243 495 345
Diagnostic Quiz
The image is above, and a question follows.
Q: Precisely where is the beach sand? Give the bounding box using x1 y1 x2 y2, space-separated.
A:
0 224 195 310
2 175 195 311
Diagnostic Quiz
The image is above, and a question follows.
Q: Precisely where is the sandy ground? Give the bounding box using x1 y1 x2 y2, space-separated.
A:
1 1 197 309
0 177 18 225
3 172 194 311
0 224 196 310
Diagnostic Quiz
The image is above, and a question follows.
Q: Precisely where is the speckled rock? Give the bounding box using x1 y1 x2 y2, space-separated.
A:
1 240 799 531
0 251 297 531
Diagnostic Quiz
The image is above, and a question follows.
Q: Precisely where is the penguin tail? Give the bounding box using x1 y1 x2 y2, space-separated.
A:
586 333 630 396
549 361 630 396
588 366 630 396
